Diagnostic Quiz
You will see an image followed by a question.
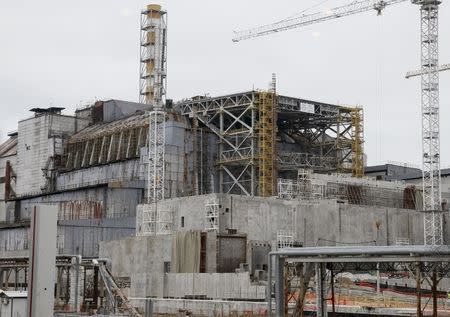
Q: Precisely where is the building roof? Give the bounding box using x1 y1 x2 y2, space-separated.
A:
401 168 450 180
0 136 18 158
68 111 149 144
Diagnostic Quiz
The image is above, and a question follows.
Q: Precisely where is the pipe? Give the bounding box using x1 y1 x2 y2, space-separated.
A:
267 254 272 317
270 245 450 257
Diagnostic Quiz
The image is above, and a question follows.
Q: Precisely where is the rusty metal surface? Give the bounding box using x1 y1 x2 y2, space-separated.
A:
217 234 247 273
58 201 103 220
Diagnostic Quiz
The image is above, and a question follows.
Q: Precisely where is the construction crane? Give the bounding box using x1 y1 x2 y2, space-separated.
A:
233 0 446 246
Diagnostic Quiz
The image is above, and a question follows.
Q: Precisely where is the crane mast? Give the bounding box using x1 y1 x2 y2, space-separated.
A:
413 0 443 245
233 0 446 246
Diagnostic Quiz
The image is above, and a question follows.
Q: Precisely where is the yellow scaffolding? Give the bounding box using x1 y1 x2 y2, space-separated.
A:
258 91 276 196
350 107 364 177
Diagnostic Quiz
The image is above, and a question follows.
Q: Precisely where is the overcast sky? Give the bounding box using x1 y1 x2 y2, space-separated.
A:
0 0 449 167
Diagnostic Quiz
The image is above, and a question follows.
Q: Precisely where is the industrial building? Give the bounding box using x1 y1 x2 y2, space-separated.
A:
0 1 449 316
0 88 448 314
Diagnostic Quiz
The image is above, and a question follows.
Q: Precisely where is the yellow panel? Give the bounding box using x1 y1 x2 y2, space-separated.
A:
350 107 364 178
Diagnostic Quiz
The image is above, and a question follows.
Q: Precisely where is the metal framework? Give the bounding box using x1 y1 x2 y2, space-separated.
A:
147 110 166 204
65 113 149 170
232 0 447 245
278 171 415 209
177 92 258 196
138 203 173 236
268 245 450 317
412 0 443 246
204 197 219 231
232 0 407 42
258 92 276 197
177 92 360 196
139 4 167 107
350 107 364 177
277 153 335 171
277 230 294 249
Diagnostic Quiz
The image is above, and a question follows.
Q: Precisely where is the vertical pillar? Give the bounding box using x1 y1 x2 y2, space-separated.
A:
315 263 328 317
416 263 423 317
376 263 381 295
267 254 272 317
69 257 83 312
5 160 11 200
219 107 224 193
251 100 255 196
274 256 285 317
432 269 438 317
14 268 19 291
27 205 58 317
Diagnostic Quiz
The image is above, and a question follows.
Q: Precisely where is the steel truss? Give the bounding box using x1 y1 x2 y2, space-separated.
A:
204 197 219 231
139 5 167 107
177 92 361 196
269 246 450 317
178 92 258 196
147 110 166 203
412 0 443 246
279 106 362 175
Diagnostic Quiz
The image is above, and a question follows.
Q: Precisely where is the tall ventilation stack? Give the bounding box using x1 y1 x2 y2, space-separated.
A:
139 4 167 108
138 5 168 236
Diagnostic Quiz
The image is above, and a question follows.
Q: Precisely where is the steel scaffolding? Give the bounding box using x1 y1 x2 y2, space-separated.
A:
147 110 166 204
177 91 362 197
204 197 219 231
412 0 443 246
350 107 364 177
139 4 167 107
258 91 276 197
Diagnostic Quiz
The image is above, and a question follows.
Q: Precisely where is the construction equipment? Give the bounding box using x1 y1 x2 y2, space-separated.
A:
233 0 446 246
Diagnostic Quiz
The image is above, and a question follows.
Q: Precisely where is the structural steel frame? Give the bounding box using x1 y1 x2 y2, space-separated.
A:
64 113 149 170
177 91 361 197
268 245 450 317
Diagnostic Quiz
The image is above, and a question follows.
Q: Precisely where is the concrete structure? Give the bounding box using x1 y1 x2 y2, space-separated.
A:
27 205 57 317
100 193 442 306
0 92 445 314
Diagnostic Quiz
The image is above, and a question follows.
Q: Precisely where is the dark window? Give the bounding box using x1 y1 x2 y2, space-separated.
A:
164 262 171 273
181 216 185 228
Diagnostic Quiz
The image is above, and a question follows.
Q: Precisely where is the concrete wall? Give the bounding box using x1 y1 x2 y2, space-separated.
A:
16 114 89 196
99 193 443 302
100 235 172 297
165 273 265 299
129 298 267 317
99 234 264 300
157 194 435 247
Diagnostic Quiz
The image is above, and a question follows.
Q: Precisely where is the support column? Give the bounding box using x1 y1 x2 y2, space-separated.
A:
416 263 423 317
275 256 285 317
267 254 272 317
69 257 83 312
432 269 438 317
315 263 328 317
27 205 58 317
